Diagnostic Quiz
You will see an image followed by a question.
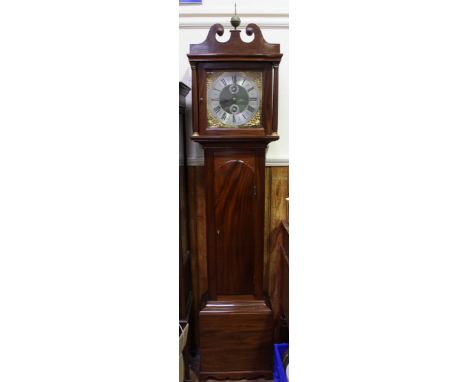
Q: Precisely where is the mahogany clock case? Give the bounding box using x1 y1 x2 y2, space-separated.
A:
185 21 284 381
188 23 282 142
203 144 267 300
196 62 274 137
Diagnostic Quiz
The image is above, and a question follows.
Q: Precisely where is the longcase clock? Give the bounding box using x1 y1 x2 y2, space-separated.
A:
188 14 282 381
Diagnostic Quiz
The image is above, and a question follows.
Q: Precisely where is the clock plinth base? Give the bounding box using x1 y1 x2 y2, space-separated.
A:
199 369 272 381
198 298 273 381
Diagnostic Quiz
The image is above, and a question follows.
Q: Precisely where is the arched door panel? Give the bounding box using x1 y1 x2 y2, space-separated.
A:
214 160 256 295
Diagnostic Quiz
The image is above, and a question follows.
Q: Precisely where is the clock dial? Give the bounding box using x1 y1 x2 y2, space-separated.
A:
206 71 262 128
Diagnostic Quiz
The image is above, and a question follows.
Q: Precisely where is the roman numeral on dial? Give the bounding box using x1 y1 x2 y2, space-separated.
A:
247 106 255 113
214 105 221 113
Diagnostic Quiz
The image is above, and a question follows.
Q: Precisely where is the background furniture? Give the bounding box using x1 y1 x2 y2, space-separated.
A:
179 81 192 382
279 220 289 342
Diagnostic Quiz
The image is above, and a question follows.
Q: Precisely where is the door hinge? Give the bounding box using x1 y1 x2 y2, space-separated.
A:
253 185 257 196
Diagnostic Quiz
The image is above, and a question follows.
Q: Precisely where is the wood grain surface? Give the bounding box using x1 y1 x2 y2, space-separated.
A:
199 299 273 380
187 165 288 348
214 159 255 295
265 167 289 294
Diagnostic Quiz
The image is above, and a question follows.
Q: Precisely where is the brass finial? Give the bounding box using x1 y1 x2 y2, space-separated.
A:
230 3 240 30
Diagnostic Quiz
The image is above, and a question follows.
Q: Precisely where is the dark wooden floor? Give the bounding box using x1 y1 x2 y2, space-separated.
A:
206 379 272 382
190 369 272 382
